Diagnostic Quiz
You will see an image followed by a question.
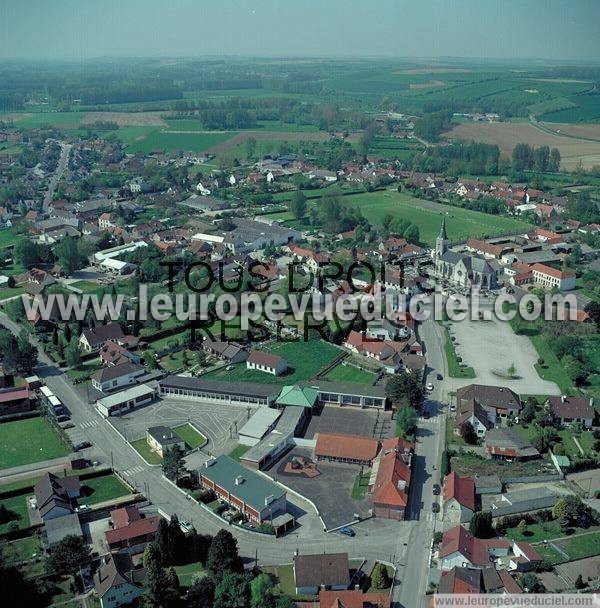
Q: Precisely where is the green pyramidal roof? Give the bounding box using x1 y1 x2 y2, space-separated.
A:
275 385 318 408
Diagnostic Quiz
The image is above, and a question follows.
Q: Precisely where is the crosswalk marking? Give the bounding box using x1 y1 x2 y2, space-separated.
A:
80 420 98 429
123 465 144 476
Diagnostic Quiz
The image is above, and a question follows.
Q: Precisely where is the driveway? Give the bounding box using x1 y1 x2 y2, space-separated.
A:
446 316 560 395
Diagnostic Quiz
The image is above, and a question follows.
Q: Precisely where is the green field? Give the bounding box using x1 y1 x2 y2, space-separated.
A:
131 438 163 464
0 535 42 566
540 93 600 123
0 417 70 470
124 130 237 153
203 339 341 385
0 227 26 248
324 362 377 385
173 423 207 450
174 561 206 587
338 190 533 245
80 474 131 505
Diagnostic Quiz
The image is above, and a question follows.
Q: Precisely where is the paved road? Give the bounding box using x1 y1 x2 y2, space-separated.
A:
0 313 412 572
43 141 71 212
396 315 447 608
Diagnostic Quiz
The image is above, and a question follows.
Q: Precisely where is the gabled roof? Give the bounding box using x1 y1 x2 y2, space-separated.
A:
81 322 125 346
105 512 160 546
92 361 144 384
438 567 483 594
456 384 521 413
319 589 390 608
94 551 146 598
546 396 594 420
372 437 412 508
315 433 379 462
293 552 349 589
443 472 476 511
247 350 286 370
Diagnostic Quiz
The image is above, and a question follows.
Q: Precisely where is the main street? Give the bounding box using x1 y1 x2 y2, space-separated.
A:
396 314 448 608
43 141 71 212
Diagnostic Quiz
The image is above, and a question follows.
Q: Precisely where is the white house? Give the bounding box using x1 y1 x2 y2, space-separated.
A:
442 472 475 529
94 552 145 608
246 350 288 376
91 362 145 393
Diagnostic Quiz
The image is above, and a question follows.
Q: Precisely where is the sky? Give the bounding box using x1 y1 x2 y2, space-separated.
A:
1 0 599 62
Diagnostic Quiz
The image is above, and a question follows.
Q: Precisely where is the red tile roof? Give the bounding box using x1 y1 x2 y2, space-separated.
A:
105 514 159 546
531 263 575 280
247 350 286 370
372 438 412 508
315 433 379 462
319 589 391 608
443 472 475 511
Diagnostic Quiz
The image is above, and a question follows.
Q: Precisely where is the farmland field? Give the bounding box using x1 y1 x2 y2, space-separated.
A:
446 121 600 170
0 417 70 470
539 122 600 143
339 190 533 245
124 130 237 153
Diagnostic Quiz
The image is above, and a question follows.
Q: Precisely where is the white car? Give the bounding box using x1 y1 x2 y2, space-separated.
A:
180 520 193 533
75 505 91 513
426 382 434 391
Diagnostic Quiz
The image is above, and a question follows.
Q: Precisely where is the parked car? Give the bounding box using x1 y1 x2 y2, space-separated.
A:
432 484 441 495
432 502 440 514
75 505 91 513
437 373 443 381
180 520 193 533
226 365 235 371
74 441 92 451
339 527 356 537
426 382 434 391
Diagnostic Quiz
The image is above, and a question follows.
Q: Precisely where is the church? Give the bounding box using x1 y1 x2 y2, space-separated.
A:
434 219 502 290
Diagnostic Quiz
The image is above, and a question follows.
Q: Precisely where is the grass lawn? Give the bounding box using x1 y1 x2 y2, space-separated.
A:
174 561 206 588
338 190 533 246
534 531 600 565
0 285 25 300
228 444 251 461
131 438 163 464
262 564 298 597
0 535 42 565
68 280 105 295
506 520 600 543
0 417 70 470
173 423 207 450
0 494 31 534
158 350 186 372
351 470 371 500
66 360 103 381
203 340 341 385
324 362 377 385
0 227 26 248
445 417 468 446
440 323 475 378
80 473 131 505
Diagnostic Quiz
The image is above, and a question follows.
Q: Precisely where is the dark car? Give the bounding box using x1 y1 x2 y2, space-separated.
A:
437 373 443 381
432 502 440 514
339 527 356 537
74 441 92 451
433 484 441 495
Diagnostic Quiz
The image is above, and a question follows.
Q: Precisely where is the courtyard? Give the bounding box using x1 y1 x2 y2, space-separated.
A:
302 404 391 441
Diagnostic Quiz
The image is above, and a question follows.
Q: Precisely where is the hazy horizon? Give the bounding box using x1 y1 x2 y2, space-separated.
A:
1 0 599 62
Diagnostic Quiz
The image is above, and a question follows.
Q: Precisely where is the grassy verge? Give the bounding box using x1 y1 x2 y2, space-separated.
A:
351 470 371 500
440 323 475 378
80 473 131 505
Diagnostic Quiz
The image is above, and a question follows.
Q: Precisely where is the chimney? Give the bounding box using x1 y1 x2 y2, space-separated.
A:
561 395 566 403
397 480 406 491
235 475 244 485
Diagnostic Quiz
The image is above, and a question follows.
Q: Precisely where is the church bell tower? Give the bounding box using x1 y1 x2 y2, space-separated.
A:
435 217 448 258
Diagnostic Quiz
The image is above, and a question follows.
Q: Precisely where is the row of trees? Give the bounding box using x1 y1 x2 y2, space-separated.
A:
512 143 561 173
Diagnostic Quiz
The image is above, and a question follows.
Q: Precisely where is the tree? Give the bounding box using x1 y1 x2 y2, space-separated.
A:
441 450 451 477
575 574 585 589
213 571 251 608
521 572 544 593
370 562 391 590
163 445 186 482
517 519 527 537
548 148 561 172
64 323 72 343
395 406 417 439
6 276 15 288
386 371 424 410
187 532 213 565
207 529 242 576
469 512 494 539
168 514 187 565
250 573 276 608
459 421 478 445
289 191 307 220
275 597 297 608
155 518 176 566
13 239 43 268
552 496 584 524
245 136 257 160
143 543 180 608
14 335 38 374
65 338 81 368
0 556 44 607
187 577 215 608
45 535 90 576
520 398 537 423
404 224 420 244
52 325 59 346
55 235 86 276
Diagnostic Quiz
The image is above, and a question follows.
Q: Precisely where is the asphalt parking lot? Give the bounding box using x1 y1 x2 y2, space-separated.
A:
110 396 249 456
302 405 391 440
266 447 372 530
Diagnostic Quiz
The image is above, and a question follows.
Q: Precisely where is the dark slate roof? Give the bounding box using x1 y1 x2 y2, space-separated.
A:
92 362 144 384
293 553 350 589
94 551 145 598
160 375 278 399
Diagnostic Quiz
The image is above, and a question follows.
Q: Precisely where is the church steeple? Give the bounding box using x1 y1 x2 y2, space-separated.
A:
435 218 448 257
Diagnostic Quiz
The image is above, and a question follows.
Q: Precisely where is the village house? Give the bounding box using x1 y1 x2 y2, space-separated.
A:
246 350 288 376
485 427 540 461
442 472 476 528
455 398 493 438
94 551 146 608
33 472 81 521
146 425 186 458
105 505 160 553
79 323 129 353
91 362 145 393
456 384 522 424
531 263 576 291
545 395 594 428
99 340 141 367
292 552 349 595
202 339 248 364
